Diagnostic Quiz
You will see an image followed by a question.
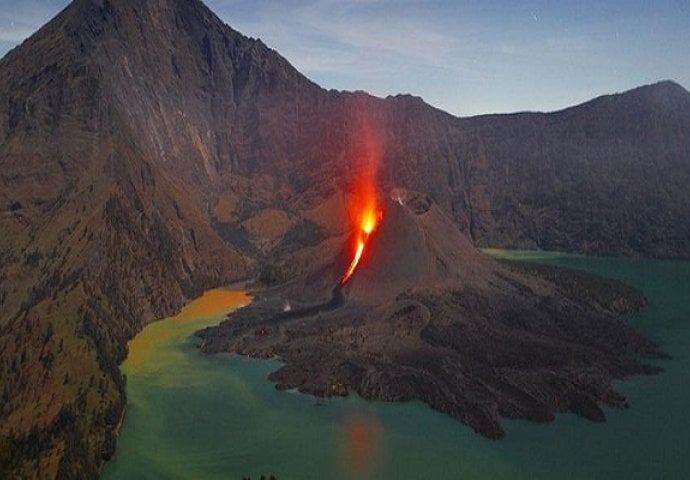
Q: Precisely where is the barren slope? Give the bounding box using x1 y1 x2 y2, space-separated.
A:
198 191 662 439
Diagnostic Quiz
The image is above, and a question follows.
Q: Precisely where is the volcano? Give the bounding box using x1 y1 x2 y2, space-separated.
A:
197 189 662 439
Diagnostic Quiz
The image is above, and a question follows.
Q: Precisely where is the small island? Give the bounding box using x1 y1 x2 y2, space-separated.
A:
197 190 665 439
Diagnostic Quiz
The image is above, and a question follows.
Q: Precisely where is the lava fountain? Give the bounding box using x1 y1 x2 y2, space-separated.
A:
339 108 384 285
340 203 381 285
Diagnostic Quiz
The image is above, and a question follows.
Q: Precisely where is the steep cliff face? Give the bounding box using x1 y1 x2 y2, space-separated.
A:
460 81 690 256
0 0 688 477
0 1 256 477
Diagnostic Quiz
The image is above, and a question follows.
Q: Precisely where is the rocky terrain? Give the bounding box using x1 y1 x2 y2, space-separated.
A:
197 190 662 439
0 0 687 477
458 81 690 257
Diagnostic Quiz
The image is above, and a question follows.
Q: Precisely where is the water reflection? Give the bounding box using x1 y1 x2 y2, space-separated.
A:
341 413 383 479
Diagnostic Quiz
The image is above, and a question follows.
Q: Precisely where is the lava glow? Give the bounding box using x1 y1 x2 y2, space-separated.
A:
340 204 381 285
362 209 377 234
340 111 383 285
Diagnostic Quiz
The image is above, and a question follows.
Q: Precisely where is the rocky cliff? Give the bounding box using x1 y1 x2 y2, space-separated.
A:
460 81 690 256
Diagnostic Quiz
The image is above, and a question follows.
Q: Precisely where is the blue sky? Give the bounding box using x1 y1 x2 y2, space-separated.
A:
1 0 688 116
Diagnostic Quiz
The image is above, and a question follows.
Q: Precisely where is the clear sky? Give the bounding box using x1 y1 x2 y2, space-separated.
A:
1 0 688 116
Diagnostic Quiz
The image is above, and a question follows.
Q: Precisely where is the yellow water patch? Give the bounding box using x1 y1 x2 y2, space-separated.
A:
178 289 250 320
125 289 250 372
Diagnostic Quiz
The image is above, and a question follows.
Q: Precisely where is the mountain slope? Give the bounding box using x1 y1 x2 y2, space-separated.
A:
0 0 259 476
0 0 688 477
460 81 690 256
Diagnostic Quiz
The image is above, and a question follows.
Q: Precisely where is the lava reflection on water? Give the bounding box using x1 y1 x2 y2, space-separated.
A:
341 413 383 479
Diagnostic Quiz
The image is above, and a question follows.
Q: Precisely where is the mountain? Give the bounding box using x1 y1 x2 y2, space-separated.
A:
459 80 690 256
198 190 660 440
0 0 688 477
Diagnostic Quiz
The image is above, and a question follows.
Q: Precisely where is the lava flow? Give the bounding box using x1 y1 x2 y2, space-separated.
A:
340 110 383 285
341 204 381 285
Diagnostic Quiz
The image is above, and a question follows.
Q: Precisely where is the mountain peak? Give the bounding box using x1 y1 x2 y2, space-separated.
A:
640 79 687 92
71 0 208 15
552 79 690 119
624 79 690 101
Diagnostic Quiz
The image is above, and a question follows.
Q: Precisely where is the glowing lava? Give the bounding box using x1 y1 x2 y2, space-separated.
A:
342 240 365 285
341 205 381 285
340 110 383 285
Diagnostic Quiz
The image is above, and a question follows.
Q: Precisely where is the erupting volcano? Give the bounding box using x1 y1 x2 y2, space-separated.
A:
197 188 663 440
194 78 662 443
341 201 382 285
340 113 384 286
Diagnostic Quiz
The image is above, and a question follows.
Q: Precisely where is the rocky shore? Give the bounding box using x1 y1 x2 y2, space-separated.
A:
197 191 665 439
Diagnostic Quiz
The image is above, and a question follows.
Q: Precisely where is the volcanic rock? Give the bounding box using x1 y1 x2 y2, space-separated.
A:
197 190 662 439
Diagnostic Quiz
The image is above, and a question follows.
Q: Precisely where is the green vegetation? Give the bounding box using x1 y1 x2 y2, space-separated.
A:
0 282 131 477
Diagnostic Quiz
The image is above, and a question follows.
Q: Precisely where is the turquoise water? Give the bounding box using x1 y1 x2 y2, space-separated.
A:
103 253 690 479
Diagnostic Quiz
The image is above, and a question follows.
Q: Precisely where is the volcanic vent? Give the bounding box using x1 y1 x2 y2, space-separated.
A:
197 189 663 439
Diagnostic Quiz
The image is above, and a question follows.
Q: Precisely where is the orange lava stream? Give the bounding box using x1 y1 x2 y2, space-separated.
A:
341 112 383 285
341 240 365 285
340 206 381 285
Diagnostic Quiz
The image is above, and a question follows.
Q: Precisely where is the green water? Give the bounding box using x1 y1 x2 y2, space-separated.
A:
103 253 690 479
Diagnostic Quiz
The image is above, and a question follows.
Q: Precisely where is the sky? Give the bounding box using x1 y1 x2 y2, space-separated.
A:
0 0 688 116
